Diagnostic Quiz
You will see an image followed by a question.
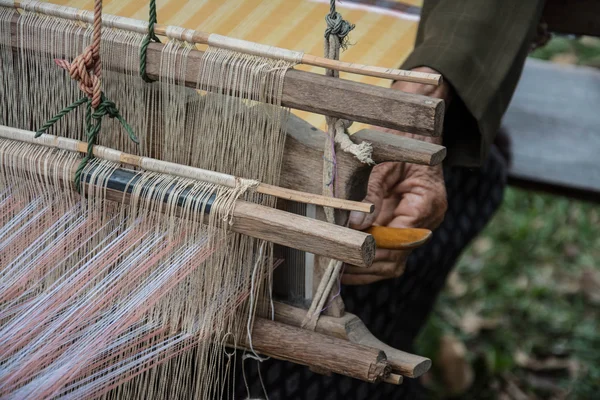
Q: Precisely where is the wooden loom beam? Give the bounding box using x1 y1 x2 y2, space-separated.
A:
97 170 375 268
273 302 431 378
242 318 391 384
5 14 445 136
0 149 375 267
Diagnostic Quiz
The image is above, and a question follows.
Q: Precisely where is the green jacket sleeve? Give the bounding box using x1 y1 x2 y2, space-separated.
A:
402 0 546 167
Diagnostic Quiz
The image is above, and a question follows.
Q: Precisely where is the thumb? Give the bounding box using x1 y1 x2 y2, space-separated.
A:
349 162 402 230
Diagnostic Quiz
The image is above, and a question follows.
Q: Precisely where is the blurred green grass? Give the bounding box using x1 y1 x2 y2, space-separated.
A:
415 36 600 399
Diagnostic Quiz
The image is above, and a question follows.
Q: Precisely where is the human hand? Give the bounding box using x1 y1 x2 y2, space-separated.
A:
341 67 450 285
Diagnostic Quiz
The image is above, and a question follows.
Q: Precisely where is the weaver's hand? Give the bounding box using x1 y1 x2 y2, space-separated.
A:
342 67 450 285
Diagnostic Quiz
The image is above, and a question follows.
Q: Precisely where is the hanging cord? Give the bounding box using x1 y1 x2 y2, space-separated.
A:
140 0 161 82
303 0 372 331
36 0 137 191
323 1 373 205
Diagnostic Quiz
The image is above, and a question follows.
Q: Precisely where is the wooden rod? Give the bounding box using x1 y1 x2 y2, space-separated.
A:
0 148 375 267
242 318 391 383
6 12 444 135
384 373 404 385
0 126 373 214
353 128 447 166
273 301 431 378
7 0 441 85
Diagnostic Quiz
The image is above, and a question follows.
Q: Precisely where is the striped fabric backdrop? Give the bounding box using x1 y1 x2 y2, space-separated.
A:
46 0 422 131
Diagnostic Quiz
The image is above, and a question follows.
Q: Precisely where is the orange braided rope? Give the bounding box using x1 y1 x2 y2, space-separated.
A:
54 0 103 109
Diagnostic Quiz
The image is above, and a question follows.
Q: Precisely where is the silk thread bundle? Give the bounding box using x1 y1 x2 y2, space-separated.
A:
0 4 296 399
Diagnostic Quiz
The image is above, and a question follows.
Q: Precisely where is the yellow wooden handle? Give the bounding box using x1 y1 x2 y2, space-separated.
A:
365 226 432 250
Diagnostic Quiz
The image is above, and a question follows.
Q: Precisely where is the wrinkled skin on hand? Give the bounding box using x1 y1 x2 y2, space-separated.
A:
342 67 451 285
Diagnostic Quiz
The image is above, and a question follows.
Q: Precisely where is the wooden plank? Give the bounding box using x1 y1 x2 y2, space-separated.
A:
243 318 391 383
7 15 444 136
502 59 600 203
543 0 600 37
281 115 446 199
353 128 446 165
273 301 432 378
233 201 374 268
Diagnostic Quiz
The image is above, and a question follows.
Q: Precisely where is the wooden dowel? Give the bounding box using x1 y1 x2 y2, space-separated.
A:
273 302 432 378
242 318 391 383
6 14 444 135
257 183 373 213
7 0 441 85
0 126 373 214
384 373 404 385
300 54 441 85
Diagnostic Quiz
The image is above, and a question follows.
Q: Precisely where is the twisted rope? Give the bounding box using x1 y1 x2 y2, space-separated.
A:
140 0 161 82
304 0 369 331
51 0 103 108
36 0 137 191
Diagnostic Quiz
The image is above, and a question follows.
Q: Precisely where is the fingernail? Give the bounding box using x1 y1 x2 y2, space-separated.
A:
349 211 365 229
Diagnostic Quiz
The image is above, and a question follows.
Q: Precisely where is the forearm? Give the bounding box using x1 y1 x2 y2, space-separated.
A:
402 0 546 166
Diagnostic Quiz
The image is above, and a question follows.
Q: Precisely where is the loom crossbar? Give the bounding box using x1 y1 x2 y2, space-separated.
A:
0 140 376 267
3 12 445 136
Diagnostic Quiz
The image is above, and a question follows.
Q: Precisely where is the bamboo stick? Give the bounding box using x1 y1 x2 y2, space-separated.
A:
0 126 373 213
5 0 441 85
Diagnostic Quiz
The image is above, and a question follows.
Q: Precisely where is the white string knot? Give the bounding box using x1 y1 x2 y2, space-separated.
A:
332 119 374 165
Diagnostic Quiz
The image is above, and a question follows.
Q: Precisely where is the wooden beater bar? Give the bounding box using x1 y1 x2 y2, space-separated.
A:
0 126 373 214
0 142 376 267
6 0 441 85
3 6 444 136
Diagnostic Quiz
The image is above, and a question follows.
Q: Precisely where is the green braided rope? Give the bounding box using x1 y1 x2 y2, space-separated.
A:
140 0 161 82
35 97 88 137
36 92 138 192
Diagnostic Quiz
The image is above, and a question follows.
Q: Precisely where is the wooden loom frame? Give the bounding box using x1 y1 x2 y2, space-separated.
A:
0 0 446 386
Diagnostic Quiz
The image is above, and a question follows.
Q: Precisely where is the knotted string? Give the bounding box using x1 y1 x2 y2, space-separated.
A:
140 0 161 82
35 0 137 191
324 0 354 50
